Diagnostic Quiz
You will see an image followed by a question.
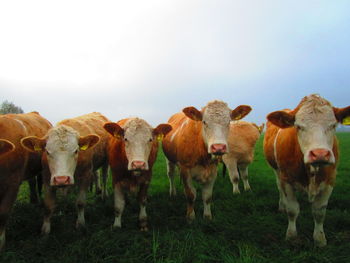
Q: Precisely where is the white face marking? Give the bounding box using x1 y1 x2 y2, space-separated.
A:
45 125 80 185
123 118 154 171
294 96 337 164
201 101 231 154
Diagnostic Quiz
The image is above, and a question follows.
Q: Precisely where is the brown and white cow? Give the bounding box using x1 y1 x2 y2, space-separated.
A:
264 94 350 247
0 112 52 250
103 118 171 231
21 112 110 234
222 121 264 194
162 100 251 221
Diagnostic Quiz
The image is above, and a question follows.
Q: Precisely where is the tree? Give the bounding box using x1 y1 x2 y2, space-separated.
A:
0 100 24 114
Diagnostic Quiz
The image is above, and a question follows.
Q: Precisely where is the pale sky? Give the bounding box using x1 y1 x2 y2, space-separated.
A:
1 0 349 126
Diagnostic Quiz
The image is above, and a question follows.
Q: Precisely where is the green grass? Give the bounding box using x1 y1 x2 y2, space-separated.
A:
2 133 350 263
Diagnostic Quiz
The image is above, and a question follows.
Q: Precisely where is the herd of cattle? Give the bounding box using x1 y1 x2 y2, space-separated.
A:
0 94 349 251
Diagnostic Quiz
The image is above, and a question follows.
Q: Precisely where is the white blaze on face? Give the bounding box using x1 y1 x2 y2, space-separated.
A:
45 125 80 186
123 118 154 171
294 96 337 165
202 101 231 155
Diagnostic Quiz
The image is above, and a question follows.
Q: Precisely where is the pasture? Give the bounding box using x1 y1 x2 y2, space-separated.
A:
1 133 350 263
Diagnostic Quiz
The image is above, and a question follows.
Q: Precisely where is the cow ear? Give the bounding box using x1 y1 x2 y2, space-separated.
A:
0 139 15 156
231 105 252 120
21 136 46 152
334 106 350 125
79 134 100 151
267 111 295 128
153 124 172 141
103 122 125 139
183 107 202 121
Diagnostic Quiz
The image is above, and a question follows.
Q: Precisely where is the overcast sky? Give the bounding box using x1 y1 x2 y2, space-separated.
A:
1 0 349 126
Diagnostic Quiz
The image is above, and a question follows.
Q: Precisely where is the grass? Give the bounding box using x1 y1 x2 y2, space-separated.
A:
1 133 350 262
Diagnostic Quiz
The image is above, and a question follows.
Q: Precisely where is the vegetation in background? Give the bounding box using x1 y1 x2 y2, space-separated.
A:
1 133 350 263
0 100 24 114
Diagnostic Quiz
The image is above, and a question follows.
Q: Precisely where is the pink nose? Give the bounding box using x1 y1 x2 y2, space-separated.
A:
308 148 331 164
211 144 227 154
131 161 146 170
53 176 71 186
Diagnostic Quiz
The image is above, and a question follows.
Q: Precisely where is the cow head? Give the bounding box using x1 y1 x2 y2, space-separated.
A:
183 100 252 156
0 139 15 156
267 94 350 166
104 118 172 174
21 125 100 186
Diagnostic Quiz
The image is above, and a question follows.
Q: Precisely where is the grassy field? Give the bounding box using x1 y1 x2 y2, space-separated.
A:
1 133 350 263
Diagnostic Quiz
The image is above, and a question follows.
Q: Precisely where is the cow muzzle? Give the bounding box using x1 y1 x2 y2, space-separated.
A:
210 144 227 155
307 148 332 165
52 176 73 186
130 160 147 171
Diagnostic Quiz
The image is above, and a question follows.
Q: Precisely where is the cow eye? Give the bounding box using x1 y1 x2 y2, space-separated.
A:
124 137 128 142
74 149 79 154
46 150 50 156
202 120 207 125
149 138 153 142
295 124 304 131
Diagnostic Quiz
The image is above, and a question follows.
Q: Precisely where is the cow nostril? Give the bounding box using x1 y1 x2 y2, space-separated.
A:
131 161 146 169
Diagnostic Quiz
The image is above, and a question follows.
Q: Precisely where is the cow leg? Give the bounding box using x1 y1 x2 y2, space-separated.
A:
138 182 150 231
166 158 177 197
76 182 89 229
93 170 101 194
113 184 125 228
28 177 39 204
283 182 299 240
181 167 196 222
225 159 240 194
41 185 57 235
100 163 109 200
312 185 333 247
238 164 251 191
202 171 216 220
0 185 20 251
275 172 286 212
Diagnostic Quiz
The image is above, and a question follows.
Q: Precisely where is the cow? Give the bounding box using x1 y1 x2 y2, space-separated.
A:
0 112 52 251
21 112 110 234
222 121 264 194
263 94 350 247
162 100 252 221
103 118 172 231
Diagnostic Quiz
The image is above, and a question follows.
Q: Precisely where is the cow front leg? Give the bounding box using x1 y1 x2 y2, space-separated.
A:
166 158 177 197
76 183 89 229
0 185 20 251
283 182 300 240
100 163 109 200
41 185 57 235
181 168 196 222
312 184 333 247
225 159 240 194
202 172 216 220
238 164 251 191
113 184 125 228
28 177 39 204
138 182 150 231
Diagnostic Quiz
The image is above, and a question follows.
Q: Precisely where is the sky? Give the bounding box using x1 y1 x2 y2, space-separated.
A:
0 0 349 126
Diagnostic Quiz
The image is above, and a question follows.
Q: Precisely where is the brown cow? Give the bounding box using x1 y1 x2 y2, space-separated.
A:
163 100 251 221
222 121 264 194
0 112 52 250
103 118 171 231
21 112 110 234
264 94 350 247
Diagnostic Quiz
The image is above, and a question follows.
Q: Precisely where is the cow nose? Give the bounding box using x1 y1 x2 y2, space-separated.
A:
53 176 71 186
308 148 331 163
131 161 146 170
211 144 227 154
